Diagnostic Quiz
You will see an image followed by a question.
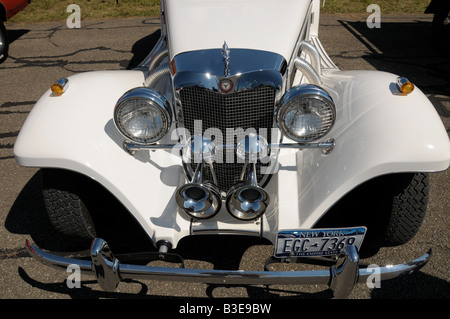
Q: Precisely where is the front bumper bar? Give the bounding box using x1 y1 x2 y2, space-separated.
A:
26 238 431 298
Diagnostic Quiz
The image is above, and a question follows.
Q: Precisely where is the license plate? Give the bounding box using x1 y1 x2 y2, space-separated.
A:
274 227 367 258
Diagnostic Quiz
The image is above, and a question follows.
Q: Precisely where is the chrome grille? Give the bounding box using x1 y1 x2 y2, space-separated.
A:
180 85 276 192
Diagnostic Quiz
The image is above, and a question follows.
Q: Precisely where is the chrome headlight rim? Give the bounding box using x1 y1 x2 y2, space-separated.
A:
276 84 336 143
114 87 172 145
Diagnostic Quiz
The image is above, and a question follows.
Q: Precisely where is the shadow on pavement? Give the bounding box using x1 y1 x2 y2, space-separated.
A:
7 29 29 45
370 271 450 298
126 29 161 70
4 171 52 247
339 18 450 118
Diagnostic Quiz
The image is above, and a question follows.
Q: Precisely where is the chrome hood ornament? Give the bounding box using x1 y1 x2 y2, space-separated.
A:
222 41 230 77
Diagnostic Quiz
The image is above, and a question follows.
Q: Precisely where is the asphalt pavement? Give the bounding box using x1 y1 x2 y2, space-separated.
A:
0 14 448 301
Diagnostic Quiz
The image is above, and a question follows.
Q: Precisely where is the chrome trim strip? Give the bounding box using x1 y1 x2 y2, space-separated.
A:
190 229 261 236
26 239 431 298
123 140 335 154
26 240 92 272
357 250 432 283
172 48 286 93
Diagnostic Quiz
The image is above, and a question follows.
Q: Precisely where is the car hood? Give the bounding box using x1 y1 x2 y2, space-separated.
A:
165 0 312 61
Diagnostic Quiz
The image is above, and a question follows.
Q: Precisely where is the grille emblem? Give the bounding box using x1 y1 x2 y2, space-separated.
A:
219 78 234 93
222 41 231 77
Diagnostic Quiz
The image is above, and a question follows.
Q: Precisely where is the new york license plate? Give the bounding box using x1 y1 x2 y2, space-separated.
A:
275 227 367 258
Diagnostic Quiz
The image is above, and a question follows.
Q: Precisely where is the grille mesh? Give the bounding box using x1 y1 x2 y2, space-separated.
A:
180 86 276 192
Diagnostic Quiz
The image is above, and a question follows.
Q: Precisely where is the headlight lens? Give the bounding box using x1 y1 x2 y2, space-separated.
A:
277 84 335 142
114 87 171 144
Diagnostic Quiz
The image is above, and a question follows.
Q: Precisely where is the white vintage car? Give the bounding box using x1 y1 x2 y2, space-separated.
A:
14 0 450 298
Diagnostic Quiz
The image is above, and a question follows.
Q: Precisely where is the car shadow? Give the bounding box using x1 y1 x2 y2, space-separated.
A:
0 29 29 63
7 29 29 44
338 18 450 118
4 171 57 249
369 271 450 298
126 29 161 70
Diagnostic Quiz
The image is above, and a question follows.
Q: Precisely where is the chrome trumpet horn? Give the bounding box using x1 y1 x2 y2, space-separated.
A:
176 136 221 219
226 134 270 220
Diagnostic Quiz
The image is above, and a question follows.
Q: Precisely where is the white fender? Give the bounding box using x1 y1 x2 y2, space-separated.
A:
14 70 192 246
265 70 450 242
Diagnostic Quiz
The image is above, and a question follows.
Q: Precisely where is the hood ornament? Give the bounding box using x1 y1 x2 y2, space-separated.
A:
222 41 230 77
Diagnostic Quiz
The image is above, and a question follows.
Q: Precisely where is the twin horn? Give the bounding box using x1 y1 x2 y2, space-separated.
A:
176 134 270 220
226 161 270 220
175 162 222 219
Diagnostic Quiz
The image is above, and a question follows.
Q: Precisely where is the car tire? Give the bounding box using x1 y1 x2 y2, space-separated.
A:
316 172 429 251
376 172 429 247
41 169 97 243
0 21 9 63
40 168 154 252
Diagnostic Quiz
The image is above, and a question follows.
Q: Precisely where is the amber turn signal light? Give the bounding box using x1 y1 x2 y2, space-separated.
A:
51 78 69 96
396 77 414 95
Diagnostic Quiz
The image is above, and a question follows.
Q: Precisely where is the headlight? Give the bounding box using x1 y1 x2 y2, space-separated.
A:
276 84 336 142
114 87 172 144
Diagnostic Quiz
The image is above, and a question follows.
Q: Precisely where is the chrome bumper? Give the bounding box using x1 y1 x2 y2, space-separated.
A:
26 238 431 298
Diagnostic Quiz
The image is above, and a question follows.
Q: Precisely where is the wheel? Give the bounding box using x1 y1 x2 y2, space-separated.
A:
376 173 429 246
0 21 9 63
40 168 154 252
316 172 430 251
41 169 97 243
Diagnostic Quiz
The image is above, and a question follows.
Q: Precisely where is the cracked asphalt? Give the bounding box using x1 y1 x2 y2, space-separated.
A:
0 14 448 300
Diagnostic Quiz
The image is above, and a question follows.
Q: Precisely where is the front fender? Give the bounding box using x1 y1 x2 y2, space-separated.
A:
325 69 450 173
14 70 191 246
269 70 450 238
14 69 450 247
